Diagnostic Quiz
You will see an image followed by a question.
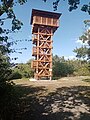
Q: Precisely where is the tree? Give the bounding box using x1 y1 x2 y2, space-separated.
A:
0 0 90 18
0 0 26 115
53 61 74 78
43 0 90 14
52 55 90 78
74 28 90 60
0 52 11 89
73 46 88 60
13 62 34 78
0 0 27 88
73 27 90 74
9 59 34 80
0 1 28 119
52 55 74 78
80 28 90 59
84 20 90 27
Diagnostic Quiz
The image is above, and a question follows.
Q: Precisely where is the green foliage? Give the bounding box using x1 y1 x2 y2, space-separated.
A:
74 28 90 60
73 46 88 59
68 0 80 12
52 56 74 78
0 83 21 120
16 63 34 78
81 2 90 15
0 0 90 15
74 65 90 76
44 0 90 14
53 61 74 77
11 56 90 80
79 29 90 45
0 0 27 83
0 53 11 84
0 1 27 118
9 71 22 80
84 20 90 27
10 60 34 80
52 55 90 78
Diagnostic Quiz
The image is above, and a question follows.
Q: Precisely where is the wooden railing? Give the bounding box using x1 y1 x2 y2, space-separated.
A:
33 16 59 27
31 60 37 68
32 47 37 55
32 34 38 40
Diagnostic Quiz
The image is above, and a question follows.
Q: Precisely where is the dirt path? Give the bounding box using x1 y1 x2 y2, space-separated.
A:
13 76 90 120
14 76 90 91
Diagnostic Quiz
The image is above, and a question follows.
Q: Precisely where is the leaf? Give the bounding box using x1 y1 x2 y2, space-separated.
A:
81 5 88 12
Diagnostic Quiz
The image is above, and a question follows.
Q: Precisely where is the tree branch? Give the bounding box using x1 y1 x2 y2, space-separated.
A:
0 0 13 16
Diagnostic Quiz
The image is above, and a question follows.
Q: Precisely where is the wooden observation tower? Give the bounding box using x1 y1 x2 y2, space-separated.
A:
30 9 61 80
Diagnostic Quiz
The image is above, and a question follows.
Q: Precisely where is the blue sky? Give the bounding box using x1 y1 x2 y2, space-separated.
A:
5 0 90 63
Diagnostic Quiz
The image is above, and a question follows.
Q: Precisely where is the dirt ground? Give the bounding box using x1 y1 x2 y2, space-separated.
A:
13 76 90 120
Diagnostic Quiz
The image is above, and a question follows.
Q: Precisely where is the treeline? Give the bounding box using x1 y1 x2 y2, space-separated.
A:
52 55 90 79
10 55 90 80
9 60 34 80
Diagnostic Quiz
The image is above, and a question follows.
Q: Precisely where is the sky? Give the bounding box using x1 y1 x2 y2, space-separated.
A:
2 0 90 63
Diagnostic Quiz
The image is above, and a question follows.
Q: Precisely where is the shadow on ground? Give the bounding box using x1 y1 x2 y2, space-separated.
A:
1 84 90 120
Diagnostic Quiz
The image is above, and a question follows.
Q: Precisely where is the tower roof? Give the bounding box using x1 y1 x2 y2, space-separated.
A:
30 9 62 25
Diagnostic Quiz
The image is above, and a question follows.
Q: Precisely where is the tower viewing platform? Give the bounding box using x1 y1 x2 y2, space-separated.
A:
30 9 61 80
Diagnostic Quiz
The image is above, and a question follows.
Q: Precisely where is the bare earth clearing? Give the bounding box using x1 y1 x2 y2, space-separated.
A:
13 76 90 120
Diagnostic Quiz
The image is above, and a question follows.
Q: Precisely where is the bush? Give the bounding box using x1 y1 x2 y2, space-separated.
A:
52 76 60 80
9 71 22 80
52 62 74 78
0 83 20 120
74 66 90 76
12 63 34 78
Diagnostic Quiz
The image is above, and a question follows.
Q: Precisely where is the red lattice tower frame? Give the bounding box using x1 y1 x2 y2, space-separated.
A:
30 9 61 80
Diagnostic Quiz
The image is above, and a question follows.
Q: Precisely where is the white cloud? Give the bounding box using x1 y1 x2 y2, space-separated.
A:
75 39 88 45
64 56 77 60
87 27 90 30
76 39 83 44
